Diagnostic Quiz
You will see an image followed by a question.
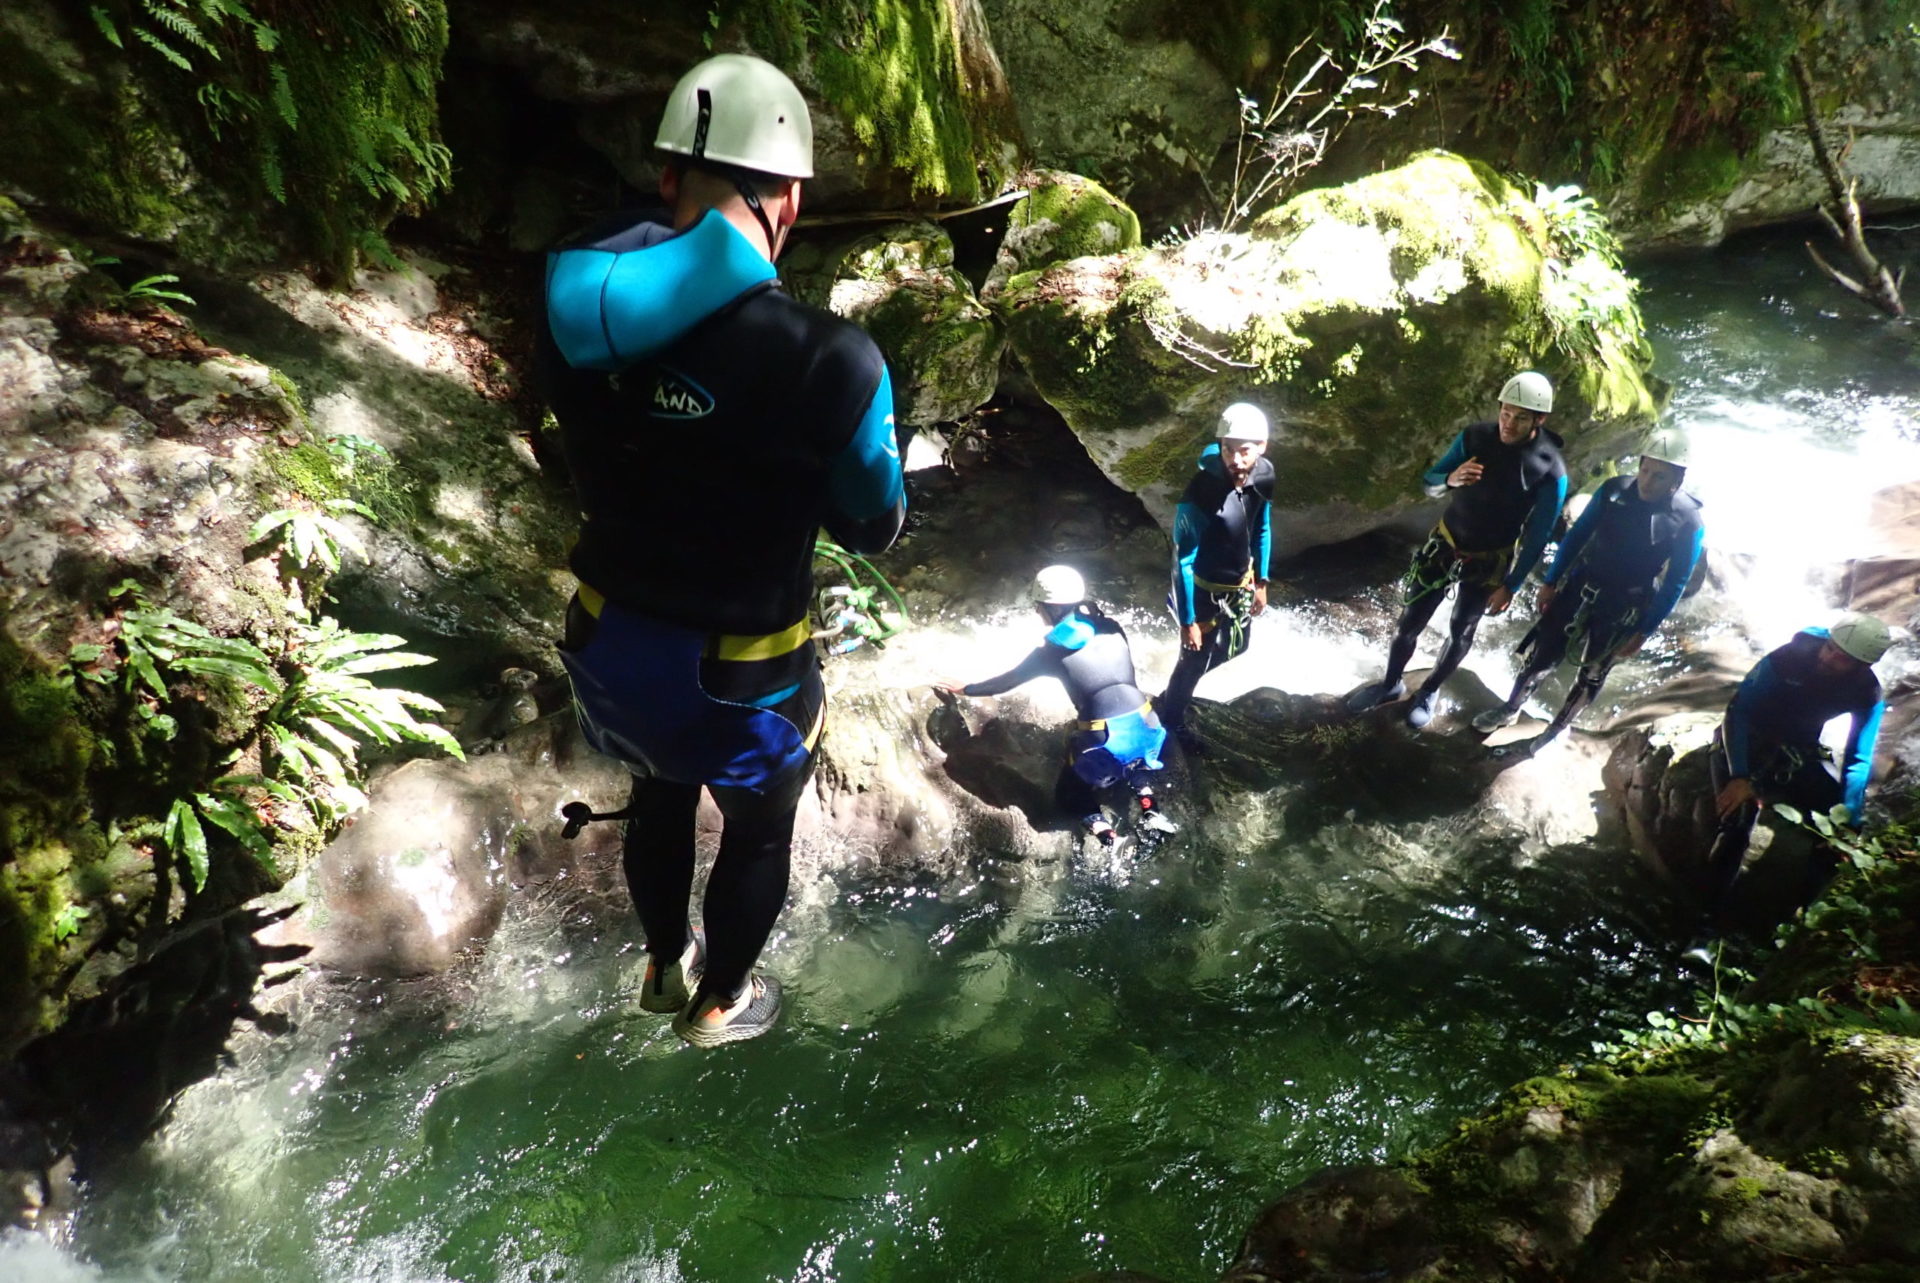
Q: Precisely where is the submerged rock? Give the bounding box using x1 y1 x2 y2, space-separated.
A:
994 152 1659 555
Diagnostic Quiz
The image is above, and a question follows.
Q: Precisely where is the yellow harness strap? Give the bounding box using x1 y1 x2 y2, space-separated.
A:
574 581 810 660
1194 567 1256 594
1079 700 1151 732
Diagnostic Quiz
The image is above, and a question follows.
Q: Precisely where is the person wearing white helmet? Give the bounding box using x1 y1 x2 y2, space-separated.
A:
1706 612 1891 917
1156 402 1276 753
1348 370 1567 730
1478 433 1704 756
939 567 1176 849
539 54 905 1048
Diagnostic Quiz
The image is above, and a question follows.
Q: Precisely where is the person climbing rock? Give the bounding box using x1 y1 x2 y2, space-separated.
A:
1348 370 1567 730
1157 402 1275 755
1479 434 1704 756
939 565 1176 849
1706 613 1890 917
538 54 905 1048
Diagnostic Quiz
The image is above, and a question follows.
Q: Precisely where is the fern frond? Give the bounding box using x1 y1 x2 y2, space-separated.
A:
89 6 124 47
132 25 194 70
146 6 219 58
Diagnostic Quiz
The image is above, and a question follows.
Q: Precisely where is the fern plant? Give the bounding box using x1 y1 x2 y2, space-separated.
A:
249 499 373 578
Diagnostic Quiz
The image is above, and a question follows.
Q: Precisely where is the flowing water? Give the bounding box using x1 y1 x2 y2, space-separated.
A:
9 228 1919 1283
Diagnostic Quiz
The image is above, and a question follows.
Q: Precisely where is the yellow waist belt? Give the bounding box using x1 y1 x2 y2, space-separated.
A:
1079 700 1152 732
1435 520 1512 558
575 581 812 661
1194 568 1256 593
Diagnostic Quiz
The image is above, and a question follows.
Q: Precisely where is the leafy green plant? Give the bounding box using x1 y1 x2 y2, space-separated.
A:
323 432 389 477
105 579 279 743
249 499 373 578
51 904 91 943
123 273 196 307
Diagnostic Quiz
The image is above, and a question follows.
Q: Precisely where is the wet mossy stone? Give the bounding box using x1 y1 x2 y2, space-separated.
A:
983 171 1143 299
995 151 1657 554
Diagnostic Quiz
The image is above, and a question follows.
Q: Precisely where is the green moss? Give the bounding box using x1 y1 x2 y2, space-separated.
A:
265 441 348 504
1010 175 1142 262
735 0 1014 200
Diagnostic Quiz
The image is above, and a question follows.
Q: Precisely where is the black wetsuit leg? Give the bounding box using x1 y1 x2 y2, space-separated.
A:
1383 585 1450 688
1054 762 1102 822
1414 577 1498 696
1159 623 1231 730
700 758 813 1002
1706 735 1842 908
622 776 702 963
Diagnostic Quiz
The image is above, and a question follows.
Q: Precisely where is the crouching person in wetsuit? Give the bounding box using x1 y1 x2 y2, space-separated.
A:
1477 434 1704 756
1157 402 1275 755
1707 614 1890 916
1349 371 1567 730
940 566 1176 849
539 55 905 1047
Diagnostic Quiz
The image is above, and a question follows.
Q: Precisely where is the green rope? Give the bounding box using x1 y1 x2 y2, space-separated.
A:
813 538 910 650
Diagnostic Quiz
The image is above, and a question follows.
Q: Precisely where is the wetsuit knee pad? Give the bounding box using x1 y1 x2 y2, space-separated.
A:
562 603 817 791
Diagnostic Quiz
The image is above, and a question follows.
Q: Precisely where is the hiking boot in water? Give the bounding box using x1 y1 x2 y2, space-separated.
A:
1404 687 1438 730
674 973 784 1048
639 930 704 1014
1084 815 1119 849
1472 701 1521 733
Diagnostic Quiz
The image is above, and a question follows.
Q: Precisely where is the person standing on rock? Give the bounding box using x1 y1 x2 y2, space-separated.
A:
1478 435 1704 757
1706 614 1890 914
939 565 1177 849
539 54 905 1047
1349 371 1566 730
1156 402 1275 755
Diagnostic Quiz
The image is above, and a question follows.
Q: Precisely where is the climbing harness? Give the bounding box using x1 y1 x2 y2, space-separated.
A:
812 539 909 655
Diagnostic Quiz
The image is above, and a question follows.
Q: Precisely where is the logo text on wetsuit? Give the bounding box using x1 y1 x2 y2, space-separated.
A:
650 368 715 419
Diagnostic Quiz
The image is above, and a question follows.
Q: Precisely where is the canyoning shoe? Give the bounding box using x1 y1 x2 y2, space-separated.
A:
1404 689 1438 730
1086 817 1120 849
639 930 705 1014
1471 703 1521 734
1345 678 1405 713
674 973 783 1048
1140 810 1179 835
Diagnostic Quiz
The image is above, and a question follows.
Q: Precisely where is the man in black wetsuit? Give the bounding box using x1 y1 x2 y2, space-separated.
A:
1707 614 1890 914
1349 371 1567 730
1476 436 1704 756
940 566 1176 848
540 55 905 1047
1157 402 1275 755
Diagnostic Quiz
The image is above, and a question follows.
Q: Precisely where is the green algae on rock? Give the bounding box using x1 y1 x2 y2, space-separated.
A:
994 152 1659 554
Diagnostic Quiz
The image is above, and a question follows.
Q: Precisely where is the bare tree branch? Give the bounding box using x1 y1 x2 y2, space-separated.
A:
1790 49 1906 319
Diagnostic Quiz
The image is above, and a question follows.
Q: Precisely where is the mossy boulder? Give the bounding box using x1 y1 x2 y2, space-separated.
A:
982 171 1143 299
785 221 1005 427
994 151 1660 554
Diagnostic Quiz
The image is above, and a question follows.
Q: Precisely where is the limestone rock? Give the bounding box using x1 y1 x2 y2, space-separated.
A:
994 152 1659 555
785 221 1005 427
1600 712 1721 887
982 171 1143 300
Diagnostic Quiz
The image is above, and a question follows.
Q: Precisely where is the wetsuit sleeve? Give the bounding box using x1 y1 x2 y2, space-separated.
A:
1840 699 1884 825
1422 432 1471 496
1543 488 1603 587
1505 473 1568 591
1171 497 1205 625
824 364 906 553
1722 656 1780 778
1254 495 1272 582
962 646 1057 697
1640 521 1705 633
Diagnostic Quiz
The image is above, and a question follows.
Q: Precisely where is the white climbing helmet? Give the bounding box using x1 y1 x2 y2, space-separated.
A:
1030 564 1087 606
1830 612 1892 665
1498 371 1554 414
1216 402 1270 442
655 54 814 179
1641 430 1690 471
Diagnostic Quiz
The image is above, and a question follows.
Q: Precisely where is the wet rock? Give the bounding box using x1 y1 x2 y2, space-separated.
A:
1223 1165 1442 1282
1601 712 1721 888
993 152 1658 555
981 171 1142 300
784 221 1004 428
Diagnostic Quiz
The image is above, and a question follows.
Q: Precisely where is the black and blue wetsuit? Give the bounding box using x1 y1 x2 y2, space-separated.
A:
1709 626 1885 904
1499 474 1704 741
1159 444 1274 735
963 609 1166 823
541 207 904 1001
1381 421 1566 700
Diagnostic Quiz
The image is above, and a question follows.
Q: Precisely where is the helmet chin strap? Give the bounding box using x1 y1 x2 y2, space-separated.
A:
692 87 782 259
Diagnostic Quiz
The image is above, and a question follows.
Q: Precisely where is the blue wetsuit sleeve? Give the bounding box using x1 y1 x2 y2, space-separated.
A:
1172 501 1205 625
1841 699 1884 824
1543 489 1603 587
1641 523 1705 633
962 646 1057 697
1505 473 1567 591
1254 496 1272 582
1723 656 1779 778
1422 432 1471 495
824 364 906 553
